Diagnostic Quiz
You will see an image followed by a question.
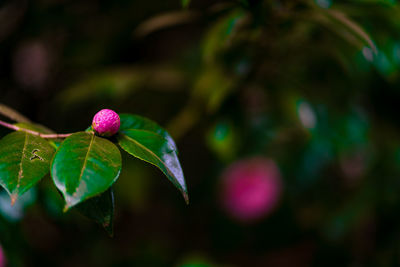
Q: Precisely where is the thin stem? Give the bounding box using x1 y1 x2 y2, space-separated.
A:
0 103 31 123
0 119 72 139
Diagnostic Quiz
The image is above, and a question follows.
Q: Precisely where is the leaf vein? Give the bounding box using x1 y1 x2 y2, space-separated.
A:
75 133 95 195
16 132 29 192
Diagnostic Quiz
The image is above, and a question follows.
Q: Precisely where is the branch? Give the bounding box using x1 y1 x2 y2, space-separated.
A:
0 119 72 139
0 103 31 123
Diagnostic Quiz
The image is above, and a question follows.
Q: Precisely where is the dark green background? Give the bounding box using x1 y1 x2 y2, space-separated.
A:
1 0 400 266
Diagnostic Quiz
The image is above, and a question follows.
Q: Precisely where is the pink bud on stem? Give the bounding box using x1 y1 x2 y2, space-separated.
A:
92 109 121 137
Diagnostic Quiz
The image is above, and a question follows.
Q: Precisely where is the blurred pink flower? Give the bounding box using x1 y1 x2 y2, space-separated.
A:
13 40 50 89
0 244 5 267
221 157 282 222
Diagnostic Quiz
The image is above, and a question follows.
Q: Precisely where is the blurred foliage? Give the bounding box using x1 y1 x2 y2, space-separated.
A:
1 0 400 266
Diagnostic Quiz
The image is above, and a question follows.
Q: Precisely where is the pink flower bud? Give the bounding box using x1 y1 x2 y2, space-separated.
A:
220 157 282 222
92 109 120 137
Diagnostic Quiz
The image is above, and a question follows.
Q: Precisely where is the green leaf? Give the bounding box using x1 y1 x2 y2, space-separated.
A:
0 131 55 204
76 188 114 236
85 125 93 132
51 132 122 210
311 8 377 53
117 129 189 204
182 0 190 8
119 113 178 153
56 68 145 108
0 188 36 222
325 9 376 52
15 122 62 149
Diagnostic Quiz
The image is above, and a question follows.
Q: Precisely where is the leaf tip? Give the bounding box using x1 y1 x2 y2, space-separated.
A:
183 192 189 205
100 219 114 237
105 227 114 237
63 204 71 213
10 194 17 206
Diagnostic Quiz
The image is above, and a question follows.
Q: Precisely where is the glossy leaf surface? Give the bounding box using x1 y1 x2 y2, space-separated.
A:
119 113 178 152
0 131 55 203
76 188 114 236
51 132 122 210
15 122 62 149
117 129 188 203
